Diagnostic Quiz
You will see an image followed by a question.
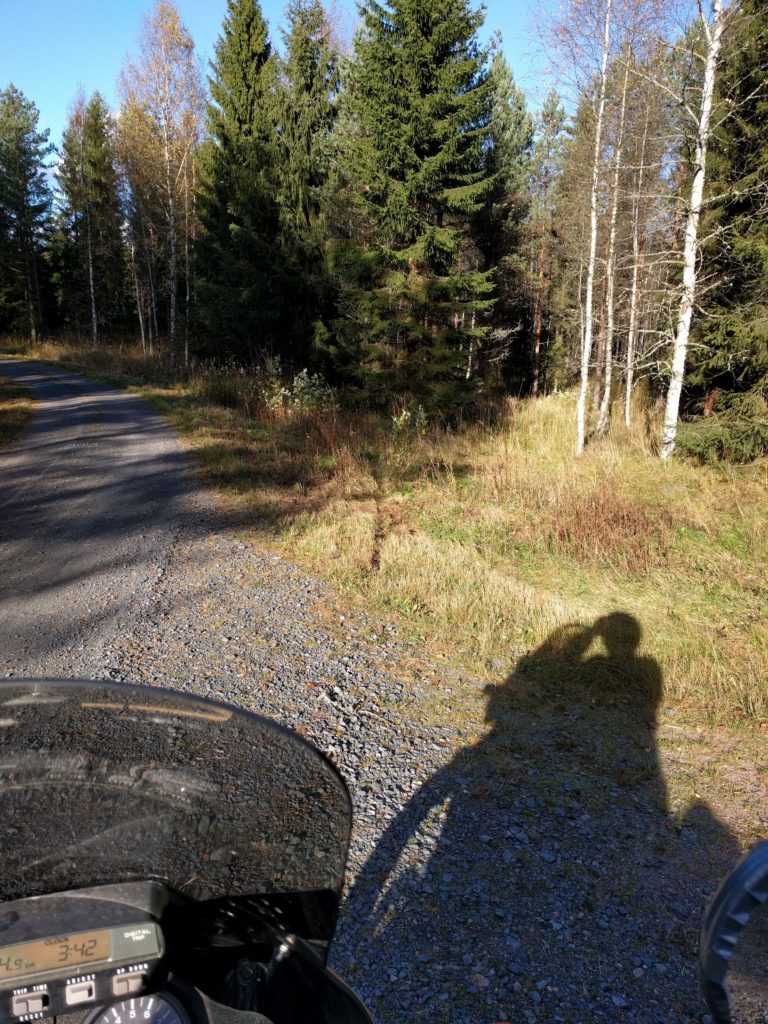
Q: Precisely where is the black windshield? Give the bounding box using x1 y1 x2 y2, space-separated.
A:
0 682 351 920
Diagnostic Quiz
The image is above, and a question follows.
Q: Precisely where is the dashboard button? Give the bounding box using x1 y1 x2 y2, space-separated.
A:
65 981 95 1006
111 974 146 997
12 992 48 1016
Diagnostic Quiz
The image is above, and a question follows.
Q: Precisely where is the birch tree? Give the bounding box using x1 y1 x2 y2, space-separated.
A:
119 1 203 359
595 57 630 436
660 0 736 458
117 99 165 357
574 0 614 454
689 0 768 421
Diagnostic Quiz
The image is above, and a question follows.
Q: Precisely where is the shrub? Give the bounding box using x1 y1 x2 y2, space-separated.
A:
265 368 338 416
676 417 768 465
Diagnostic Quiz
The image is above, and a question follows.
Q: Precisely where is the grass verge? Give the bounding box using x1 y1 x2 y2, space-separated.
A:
6 339 767 727
0 376 34 447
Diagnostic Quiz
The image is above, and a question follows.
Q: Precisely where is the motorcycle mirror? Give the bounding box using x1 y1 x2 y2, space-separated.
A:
700 841 768 1023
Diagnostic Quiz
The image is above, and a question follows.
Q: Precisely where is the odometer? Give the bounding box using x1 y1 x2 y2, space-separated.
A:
0 930 110 981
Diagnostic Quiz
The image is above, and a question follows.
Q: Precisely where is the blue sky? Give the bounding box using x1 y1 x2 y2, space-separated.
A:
0 0 554 149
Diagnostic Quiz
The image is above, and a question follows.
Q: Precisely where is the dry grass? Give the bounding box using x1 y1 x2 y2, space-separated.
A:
6 338 767 725
0 376 33 447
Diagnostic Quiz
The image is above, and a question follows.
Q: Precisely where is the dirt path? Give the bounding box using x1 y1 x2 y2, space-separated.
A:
0 360 191 677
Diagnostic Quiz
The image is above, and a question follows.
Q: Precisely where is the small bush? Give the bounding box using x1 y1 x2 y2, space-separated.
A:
268 368 338 416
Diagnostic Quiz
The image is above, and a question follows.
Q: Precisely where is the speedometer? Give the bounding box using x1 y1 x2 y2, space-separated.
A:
89 995 189 1024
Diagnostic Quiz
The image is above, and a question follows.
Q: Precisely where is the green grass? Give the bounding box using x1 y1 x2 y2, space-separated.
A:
0 376 33 447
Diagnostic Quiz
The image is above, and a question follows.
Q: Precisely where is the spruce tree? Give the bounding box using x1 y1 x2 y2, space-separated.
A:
276 0 338 242
478 50 534 389
693 0 768 419
332 0 496 404
0 85 53 341
274 0 339 361
196 0 286 362
57 91 125 345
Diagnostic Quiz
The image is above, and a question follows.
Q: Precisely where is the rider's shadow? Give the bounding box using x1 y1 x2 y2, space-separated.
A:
340 613 740 1023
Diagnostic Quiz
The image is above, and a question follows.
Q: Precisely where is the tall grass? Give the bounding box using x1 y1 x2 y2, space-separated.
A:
6 337 767 723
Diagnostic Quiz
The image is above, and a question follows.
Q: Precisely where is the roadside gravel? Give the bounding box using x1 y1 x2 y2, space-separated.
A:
1 363 751 1024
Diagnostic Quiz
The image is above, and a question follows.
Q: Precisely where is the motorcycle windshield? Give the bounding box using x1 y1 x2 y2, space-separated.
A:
0 681 351 931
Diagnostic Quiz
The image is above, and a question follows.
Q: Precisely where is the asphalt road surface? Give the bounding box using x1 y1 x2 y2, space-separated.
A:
0 360 190 677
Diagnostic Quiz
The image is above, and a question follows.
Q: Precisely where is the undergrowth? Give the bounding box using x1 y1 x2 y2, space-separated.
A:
5 337 767 725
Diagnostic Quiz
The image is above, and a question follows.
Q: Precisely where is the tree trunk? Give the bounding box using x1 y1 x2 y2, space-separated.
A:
576 0 613 455
625 106 650 428
184 161 190 369
661 0 727 460
24 265 37 345
31 248 43 343
131 240 147 358
625 239 645 427
162 91 177 361
596 60 630 438
145 240 158 358
593 278 607 411
86 202 99 349
532 233 546 397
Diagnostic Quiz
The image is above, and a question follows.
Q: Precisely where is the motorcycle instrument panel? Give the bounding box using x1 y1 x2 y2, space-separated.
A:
0 922 164 1024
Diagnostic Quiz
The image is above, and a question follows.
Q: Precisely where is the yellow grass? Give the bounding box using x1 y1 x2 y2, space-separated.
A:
0 376 33 447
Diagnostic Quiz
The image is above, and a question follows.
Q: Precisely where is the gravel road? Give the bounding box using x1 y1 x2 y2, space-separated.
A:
0 361 744 1023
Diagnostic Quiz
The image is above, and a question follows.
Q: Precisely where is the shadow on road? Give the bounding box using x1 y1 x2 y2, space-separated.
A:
339 613 740 1023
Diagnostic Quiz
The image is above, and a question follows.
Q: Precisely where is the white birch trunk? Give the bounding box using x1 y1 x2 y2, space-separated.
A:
625 107 650 428
661 0 728 460
576 0 613 455
131 240 147 357
596 59 630 438
184 160 190 369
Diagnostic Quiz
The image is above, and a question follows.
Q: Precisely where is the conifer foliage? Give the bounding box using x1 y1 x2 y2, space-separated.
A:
478 51 534 388
273 0 339 359
332 0 496 401
693 0 768 418
56 92 125 345
196 0 286 361
0 85 53 341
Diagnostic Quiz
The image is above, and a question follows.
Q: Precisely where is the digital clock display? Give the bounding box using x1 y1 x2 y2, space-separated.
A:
0 930 111 981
